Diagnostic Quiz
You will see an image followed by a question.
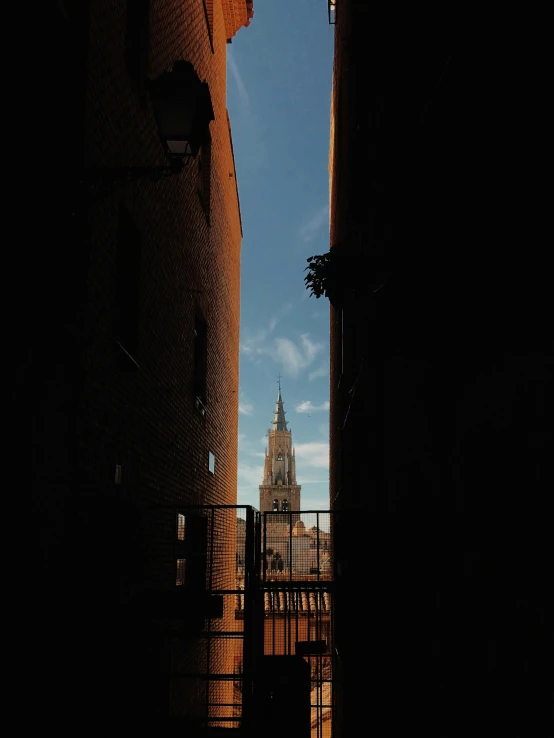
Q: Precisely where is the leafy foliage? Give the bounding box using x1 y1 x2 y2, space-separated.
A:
305 243 390 306
304 244 345 305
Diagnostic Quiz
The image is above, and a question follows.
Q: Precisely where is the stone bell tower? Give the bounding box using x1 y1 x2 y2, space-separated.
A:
259 378 301 523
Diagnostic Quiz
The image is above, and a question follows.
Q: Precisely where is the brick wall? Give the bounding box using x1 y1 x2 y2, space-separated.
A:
28 1 247 732
81 0 241 513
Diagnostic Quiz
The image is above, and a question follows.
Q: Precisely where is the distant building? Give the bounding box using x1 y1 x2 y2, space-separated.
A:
259 382 301 518
235 387 333 735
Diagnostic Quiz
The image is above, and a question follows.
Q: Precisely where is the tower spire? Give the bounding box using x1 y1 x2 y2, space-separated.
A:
272 377 288 430
260 381 301 517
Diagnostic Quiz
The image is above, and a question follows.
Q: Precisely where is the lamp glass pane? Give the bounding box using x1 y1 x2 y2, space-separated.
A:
167 140 192 156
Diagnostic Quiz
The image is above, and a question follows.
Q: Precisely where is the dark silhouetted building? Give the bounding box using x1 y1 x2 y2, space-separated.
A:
328 4 552 737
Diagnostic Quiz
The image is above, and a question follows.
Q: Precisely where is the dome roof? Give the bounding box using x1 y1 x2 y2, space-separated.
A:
292 520 306 536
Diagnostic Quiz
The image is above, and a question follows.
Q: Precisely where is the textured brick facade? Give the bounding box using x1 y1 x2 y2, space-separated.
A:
81 1 242 515
26 1 251 733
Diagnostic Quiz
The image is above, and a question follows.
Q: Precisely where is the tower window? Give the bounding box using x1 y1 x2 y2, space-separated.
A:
273 499 279 512
277 454 283 461
282 499 288 512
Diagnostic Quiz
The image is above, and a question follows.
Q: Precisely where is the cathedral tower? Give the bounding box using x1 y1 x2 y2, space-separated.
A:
259 380 301 521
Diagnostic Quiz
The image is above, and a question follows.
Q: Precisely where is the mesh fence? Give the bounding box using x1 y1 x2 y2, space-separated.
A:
134 505 332 735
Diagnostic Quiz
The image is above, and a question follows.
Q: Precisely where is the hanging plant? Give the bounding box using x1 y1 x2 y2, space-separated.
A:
304 242 390 307
304 243 347 307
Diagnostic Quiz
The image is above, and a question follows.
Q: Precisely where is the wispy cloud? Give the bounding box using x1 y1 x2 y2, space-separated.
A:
241 314 323 378
294 442 329 469
236 433 269 501
299 205 329 243
240 332 274 363
275 334 323 377
237 461 263 490
308 363 328 381
238 434 266 454
238 388 255 416
227 50 270 175
295 400 330 413
240 307 291 359
228 51 249 109
237 435 266 492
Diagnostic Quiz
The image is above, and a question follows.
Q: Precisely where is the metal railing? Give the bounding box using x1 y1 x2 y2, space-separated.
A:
129 504 333 735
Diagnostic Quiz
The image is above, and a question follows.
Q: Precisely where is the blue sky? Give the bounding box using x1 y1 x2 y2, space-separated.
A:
226 2 334 512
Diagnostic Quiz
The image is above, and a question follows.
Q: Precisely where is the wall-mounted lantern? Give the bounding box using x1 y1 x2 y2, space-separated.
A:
149 60 215 165
82 60 214 195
